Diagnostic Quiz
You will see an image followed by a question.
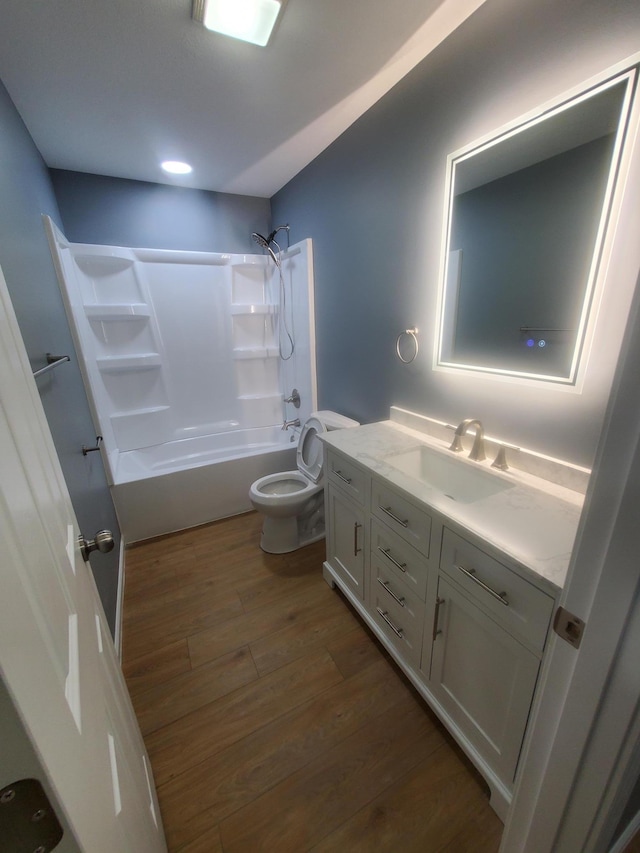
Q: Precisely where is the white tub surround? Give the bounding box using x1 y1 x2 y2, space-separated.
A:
321 409 587 822
44 217 317 541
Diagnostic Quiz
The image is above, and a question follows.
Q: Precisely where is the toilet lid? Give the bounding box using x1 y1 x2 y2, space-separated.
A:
296 416 326 483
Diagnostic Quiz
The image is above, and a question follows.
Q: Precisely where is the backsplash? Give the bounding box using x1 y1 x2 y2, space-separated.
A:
390 407 591 496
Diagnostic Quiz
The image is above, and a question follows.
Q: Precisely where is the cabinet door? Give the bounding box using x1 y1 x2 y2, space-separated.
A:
326 484 366 599
429 575 540 786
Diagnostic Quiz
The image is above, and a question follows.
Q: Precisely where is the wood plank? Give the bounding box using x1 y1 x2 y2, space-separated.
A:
310 743 499 852
218 698 445 852
157 655 423 851
122 639 191 698
437 802 504 852
325 623 391 679
132 646 258 736
187 580 338 668
146 648 344 787
249 593 363 676
123 586 244 661
175 827 223 853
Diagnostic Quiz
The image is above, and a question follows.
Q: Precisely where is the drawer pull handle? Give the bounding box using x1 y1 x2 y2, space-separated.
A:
376 607 404 638
380 506 409 528
456 564 509 606
335 470 352 485
353 522 362 556
432 596 445 641
378 546 407 573
377 577 405 606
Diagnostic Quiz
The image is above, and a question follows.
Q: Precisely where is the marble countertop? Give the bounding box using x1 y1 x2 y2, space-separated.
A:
321 420 585 594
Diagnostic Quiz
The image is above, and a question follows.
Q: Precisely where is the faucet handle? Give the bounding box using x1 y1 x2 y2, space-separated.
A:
492 446 509 470
284 388 301 408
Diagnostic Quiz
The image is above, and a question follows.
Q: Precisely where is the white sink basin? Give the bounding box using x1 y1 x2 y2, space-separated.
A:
384 444 515 504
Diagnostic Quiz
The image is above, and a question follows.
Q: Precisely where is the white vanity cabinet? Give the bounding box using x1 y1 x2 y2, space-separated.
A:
425 529 554 789
324 451 369 599
368 484 433 667
322 440 562 821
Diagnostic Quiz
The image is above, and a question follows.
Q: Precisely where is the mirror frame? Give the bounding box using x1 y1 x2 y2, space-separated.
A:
433 62 639 387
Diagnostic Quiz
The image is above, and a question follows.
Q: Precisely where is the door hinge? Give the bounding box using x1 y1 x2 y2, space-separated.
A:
0 778 63 852
553 606 586 649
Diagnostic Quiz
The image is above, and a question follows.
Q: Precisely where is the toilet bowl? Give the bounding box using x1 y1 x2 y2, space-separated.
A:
249 410 359 553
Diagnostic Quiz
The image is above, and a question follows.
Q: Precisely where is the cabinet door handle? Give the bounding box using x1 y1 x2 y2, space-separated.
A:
377 577 405 606
380 505 409 528
353 522 362 556
432 596 445 641
376 607 404 638
334 470 352 485
456 564 509 606
377 546 407 573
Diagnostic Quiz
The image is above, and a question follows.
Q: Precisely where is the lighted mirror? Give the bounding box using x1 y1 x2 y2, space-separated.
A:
435 66 638 385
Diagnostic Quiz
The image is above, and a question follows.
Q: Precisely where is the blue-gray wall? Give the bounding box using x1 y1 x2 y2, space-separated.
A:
0 81 121 635
51 170 271 253
271 0 640 469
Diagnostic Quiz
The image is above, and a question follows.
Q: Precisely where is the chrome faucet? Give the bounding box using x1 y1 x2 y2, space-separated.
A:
449 418 486 461
282 418 300 431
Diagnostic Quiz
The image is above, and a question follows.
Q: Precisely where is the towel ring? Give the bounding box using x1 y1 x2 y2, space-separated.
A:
396 328 419 364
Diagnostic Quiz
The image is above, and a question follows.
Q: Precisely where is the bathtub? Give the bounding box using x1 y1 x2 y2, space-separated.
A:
111 426 297 542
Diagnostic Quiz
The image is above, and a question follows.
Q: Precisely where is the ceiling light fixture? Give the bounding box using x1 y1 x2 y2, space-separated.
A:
161 160 193 175
192 0 283 47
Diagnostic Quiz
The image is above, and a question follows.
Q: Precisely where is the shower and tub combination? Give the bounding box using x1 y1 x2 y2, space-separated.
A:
45 217 317 542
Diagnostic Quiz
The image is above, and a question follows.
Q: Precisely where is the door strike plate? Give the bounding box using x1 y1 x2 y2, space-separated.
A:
553 606 586 649
0 778 63 852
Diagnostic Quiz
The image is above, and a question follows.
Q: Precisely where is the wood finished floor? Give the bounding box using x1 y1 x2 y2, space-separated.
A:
122 512 503 853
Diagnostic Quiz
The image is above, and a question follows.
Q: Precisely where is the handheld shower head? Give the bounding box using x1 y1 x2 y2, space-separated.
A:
251 232 279 265
251 232 270 249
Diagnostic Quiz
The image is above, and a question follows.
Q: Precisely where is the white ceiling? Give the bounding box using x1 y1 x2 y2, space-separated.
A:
0 0 485 198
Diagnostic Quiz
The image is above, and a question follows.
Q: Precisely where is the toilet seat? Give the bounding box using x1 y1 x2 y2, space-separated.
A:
251 469 320 500
296 415 326 483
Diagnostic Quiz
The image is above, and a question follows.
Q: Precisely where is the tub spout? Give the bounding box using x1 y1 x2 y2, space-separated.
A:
282 418 300 431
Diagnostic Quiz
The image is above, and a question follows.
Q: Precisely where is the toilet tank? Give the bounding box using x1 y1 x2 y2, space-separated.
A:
313 410 360 430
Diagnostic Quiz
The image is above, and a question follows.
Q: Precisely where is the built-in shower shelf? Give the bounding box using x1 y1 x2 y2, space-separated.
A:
111 405 170 419
233 347 279 360
96 353 162 372
85 303 151 320
230 304 277 316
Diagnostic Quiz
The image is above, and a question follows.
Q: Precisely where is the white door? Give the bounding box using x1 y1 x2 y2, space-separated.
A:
0 266 166 853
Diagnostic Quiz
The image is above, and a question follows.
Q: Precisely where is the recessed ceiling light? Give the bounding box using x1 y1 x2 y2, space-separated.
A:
161 160 193 175
192 0 283 47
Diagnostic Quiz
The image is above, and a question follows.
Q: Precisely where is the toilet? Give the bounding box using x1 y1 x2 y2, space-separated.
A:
249 410 359 553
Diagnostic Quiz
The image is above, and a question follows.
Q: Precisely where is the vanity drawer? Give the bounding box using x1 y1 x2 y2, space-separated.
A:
326 450 369 506
440 528 554 651
369 567 424 669
371 479 431 557
370 519 429 600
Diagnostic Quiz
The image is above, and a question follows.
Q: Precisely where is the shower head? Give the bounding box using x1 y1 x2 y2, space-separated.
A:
251 232 279 265
251 232 270 249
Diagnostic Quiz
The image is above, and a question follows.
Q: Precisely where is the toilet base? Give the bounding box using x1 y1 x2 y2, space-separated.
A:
259 516 325 554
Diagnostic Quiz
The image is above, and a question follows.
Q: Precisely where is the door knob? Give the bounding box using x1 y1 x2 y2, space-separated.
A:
79 529 115 562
